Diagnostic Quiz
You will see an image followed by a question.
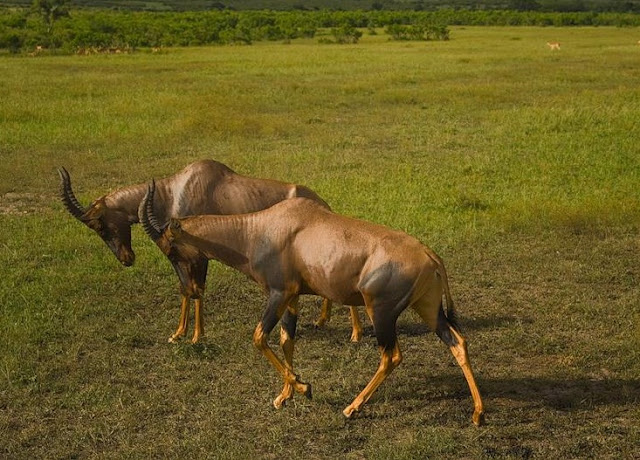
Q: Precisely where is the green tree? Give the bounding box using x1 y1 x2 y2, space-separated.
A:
508 0 541 10
32 0 70 36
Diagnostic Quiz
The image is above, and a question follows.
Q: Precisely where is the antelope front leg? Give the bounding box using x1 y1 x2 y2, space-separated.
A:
169 295 190 343
274 299 311 408
254 324 311 407
191 297 204 344
253 291 310 409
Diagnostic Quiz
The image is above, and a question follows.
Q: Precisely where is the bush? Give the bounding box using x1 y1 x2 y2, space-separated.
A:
0 32 24 54
330 25 363 44
385 22 449 41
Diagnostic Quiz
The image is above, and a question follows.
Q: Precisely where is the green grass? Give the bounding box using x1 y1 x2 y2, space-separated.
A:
1 27 639 458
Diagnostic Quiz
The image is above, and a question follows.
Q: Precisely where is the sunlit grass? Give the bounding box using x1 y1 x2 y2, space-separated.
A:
1 27 639 459
1 27 638 240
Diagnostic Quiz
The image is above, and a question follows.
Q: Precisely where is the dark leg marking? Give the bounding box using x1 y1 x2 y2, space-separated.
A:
434 306 459 347
281 309 299 340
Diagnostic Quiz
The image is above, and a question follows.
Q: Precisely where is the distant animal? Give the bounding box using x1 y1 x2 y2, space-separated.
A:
58 160 362 343
141 185 485 424
28 45 44 57
547 42 561 50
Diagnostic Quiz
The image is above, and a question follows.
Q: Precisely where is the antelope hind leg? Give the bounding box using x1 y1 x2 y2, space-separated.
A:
412 290 485 426
315 299 364 343
446 326 485 426
314 298 332 328
343 341 402 417
349 306 363 342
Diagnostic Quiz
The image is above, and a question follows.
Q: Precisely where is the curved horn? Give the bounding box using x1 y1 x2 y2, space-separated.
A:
58 166 87 220
140 180 163 242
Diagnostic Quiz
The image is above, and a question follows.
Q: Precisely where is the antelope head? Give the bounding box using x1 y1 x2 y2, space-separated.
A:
58 167 135 266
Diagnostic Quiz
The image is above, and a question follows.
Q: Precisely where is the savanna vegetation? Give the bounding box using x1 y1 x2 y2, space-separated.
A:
2 4 640 54
1 26 639 459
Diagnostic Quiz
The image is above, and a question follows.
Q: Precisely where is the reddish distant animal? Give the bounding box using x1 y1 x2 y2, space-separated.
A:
58 160 361 343
547 41 561 50
141 185 485 424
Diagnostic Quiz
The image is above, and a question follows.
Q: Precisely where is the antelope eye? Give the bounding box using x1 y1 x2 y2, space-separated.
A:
89 219 106 233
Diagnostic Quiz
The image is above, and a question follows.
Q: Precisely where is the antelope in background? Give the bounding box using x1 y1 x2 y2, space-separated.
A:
58 160 363 343
141 183 485 424
547 41 561 50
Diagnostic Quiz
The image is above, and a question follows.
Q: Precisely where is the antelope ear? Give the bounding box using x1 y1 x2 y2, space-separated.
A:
168 218 182 235
89 197 107 217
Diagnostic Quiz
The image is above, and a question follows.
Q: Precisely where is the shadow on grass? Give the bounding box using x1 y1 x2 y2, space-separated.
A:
300 299 516 341
482 376 640 410
298 314 516 341
460 315 530 330
394 373 640 411
315 375 640 426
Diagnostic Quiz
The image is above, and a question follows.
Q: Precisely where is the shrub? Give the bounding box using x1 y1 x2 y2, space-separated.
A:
385 22 449 41
330 24 363 44
0 32 24 54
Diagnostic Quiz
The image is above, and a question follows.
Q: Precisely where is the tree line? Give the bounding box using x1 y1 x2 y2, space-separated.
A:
1 6 639 54
4 0 640 13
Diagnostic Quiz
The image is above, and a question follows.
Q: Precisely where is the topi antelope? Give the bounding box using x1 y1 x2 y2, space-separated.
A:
58 160 362 343
141 183 485 424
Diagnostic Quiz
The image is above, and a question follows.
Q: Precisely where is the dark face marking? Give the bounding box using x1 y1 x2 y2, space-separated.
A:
85 210 135 267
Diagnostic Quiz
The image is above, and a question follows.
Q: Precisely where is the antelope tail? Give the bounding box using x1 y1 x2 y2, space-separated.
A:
424 248 458 331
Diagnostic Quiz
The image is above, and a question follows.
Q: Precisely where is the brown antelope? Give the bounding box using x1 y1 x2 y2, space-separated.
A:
547 41 561 50
58 160 362 343
140 183 485 424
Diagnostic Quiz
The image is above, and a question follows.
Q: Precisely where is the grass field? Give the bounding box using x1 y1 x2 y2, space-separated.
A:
1 26 639 459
